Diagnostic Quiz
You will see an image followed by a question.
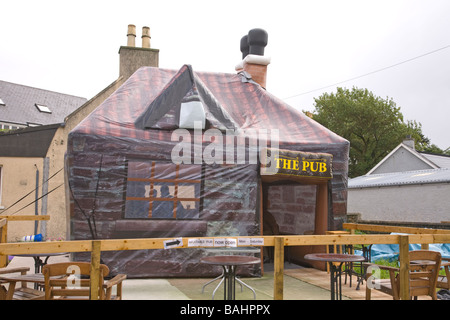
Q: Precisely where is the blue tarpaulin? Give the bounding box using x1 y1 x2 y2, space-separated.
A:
356 234 450 262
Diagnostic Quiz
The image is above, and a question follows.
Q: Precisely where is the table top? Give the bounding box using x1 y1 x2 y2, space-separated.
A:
12 252 67 258
0 273 65 283
0 273 45 283
200 255 261 266
304 253 365 263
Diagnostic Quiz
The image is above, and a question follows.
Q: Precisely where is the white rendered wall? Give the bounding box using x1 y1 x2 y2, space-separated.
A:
347 183 450 223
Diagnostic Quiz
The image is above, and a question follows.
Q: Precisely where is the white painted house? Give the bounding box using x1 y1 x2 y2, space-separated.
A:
348 138 450 223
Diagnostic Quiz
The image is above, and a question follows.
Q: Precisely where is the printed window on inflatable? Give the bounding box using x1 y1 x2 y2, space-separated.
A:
124 160 202 219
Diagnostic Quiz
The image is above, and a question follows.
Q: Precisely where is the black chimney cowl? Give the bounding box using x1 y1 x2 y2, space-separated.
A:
240 28 268 59
240 35 249 60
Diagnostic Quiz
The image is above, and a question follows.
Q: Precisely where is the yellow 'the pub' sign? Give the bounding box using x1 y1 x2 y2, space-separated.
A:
260 148 333 180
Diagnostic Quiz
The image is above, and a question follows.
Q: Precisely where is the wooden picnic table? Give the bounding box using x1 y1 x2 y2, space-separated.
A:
0 268 44 300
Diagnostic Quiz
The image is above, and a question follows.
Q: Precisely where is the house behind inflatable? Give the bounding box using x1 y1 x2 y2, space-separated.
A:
66 30 349 278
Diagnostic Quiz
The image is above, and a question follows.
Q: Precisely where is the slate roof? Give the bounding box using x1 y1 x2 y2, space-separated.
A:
0 123 62 157
421 152 450 169
0 80 87 127
348 168 450 188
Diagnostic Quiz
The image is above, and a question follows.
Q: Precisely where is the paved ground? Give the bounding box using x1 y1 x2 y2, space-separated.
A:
4 255 397 300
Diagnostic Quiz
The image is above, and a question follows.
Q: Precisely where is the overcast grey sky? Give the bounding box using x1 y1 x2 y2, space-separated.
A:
1 0 449 150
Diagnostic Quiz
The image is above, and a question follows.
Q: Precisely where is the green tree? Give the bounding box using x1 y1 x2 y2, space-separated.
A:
310 87 431 177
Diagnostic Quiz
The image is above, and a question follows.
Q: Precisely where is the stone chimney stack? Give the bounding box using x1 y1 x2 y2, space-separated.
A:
403 135 415 150
119 24 159 79
235 28 270 88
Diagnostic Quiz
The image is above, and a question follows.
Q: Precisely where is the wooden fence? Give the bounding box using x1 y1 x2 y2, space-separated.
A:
0 215 50 267
343 222 450 235
1 220 450 300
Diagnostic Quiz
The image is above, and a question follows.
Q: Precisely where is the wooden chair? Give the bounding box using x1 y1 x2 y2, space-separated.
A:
365 250 441 300
42 262 126 300
0 267 44 300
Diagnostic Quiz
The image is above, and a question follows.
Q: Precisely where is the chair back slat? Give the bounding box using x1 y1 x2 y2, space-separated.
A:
409 250 441 298
43 262 110 300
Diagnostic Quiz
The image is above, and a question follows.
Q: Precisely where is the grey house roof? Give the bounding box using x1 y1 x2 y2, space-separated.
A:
0 80 87 127
366 141 450 176
349 168 450 188
421 153 450 169
0 123 62 157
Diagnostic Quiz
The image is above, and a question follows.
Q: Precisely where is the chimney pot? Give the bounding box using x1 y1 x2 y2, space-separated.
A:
247 28 268 56
127 24 136 47
142 26 151 48
240 35 249 60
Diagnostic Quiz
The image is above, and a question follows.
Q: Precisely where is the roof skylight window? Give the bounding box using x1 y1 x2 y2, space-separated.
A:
0 98 5 106
35 103 52 113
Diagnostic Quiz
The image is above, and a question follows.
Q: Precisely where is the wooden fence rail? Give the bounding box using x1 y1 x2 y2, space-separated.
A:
343 222 450 235
1 229 449 300
0 215 50 267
